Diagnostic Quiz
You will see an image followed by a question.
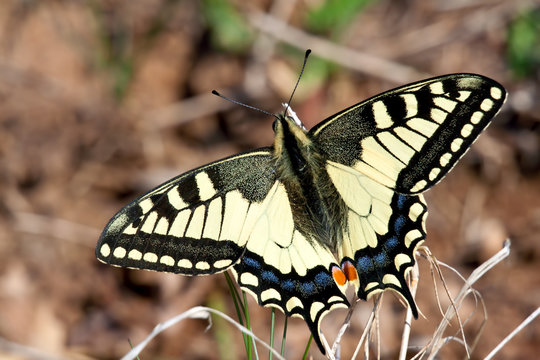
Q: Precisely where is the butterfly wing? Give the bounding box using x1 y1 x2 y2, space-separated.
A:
97 148 277 275
311 74 505 315
311 73 506 194
326 161 427 316
97 147 349 352
231 181 349 352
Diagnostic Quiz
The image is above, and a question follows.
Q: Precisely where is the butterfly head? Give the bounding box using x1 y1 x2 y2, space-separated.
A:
273 113 307 132
273 113 310 146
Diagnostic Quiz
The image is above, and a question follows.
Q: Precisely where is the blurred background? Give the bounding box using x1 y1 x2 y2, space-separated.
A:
0 0 539 359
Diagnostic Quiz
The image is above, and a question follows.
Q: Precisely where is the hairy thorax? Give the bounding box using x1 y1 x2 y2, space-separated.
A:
272 115 349 251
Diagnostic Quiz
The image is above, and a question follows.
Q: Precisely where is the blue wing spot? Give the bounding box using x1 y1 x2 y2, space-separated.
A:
394 216 406 233
282 279 295 292
374 251 389 266
262 270 279 283
300 282 316 295
243 257 261 269
356 256 373 272
385 236 399 249
396 194 407 210
314 272 332 287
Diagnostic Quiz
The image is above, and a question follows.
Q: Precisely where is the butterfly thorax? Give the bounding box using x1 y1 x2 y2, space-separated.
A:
272 114 348 251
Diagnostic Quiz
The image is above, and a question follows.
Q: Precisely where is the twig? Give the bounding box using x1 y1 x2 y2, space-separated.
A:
248 12 430 84
142 7 428 132
370 1 511 58
141 1 296 132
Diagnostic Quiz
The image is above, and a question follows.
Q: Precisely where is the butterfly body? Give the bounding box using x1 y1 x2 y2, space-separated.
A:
272 114 348 251
97 74 506 353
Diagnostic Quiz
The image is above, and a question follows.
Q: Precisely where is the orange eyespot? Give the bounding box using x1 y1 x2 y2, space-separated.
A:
331 265 347 286
342 261 358 282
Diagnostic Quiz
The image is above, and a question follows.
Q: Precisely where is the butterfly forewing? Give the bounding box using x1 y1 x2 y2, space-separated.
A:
97 149 276 275
311 74 506 194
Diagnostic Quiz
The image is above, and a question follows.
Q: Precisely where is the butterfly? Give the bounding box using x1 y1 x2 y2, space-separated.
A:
96 73 506 353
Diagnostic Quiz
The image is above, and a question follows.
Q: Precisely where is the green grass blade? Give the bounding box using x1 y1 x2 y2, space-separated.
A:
281 316 288 356
224 272 250 356
242 291 257 359
127 339 141 360
302 335 313 360
224 272 246 321
269 309 276 360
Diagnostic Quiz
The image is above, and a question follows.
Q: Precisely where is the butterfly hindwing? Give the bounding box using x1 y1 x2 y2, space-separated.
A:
233 247 349 352
311 74 506 194
350 193 426 314
231 181 349 352
96 148 276 275
327 162 428 316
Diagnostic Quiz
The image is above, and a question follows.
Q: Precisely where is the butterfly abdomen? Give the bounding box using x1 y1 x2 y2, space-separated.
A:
273 114 348 251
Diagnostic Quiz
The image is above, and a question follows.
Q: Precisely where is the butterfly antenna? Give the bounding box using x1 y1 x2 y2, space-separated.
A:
212 90 274 117
284 49 311 115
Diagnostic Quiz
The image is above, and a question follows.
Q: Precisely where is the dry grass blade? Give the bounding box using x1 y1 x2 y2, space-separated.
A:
321 335 336 360
350 295 383 360
331 294 360 355
484 307 540 360
422 247 471 358
341 258 419 360
421 240 511 359
120 306 285 360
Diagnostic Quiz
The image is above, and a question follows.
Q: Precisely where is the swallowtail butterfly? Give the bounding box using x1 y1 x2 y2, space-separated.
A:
97 73 506 353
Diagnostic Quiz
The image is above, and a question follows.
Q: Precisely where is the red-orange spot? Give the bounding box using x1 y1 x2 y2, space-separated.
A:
331 265 347 286
342 261 358 282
